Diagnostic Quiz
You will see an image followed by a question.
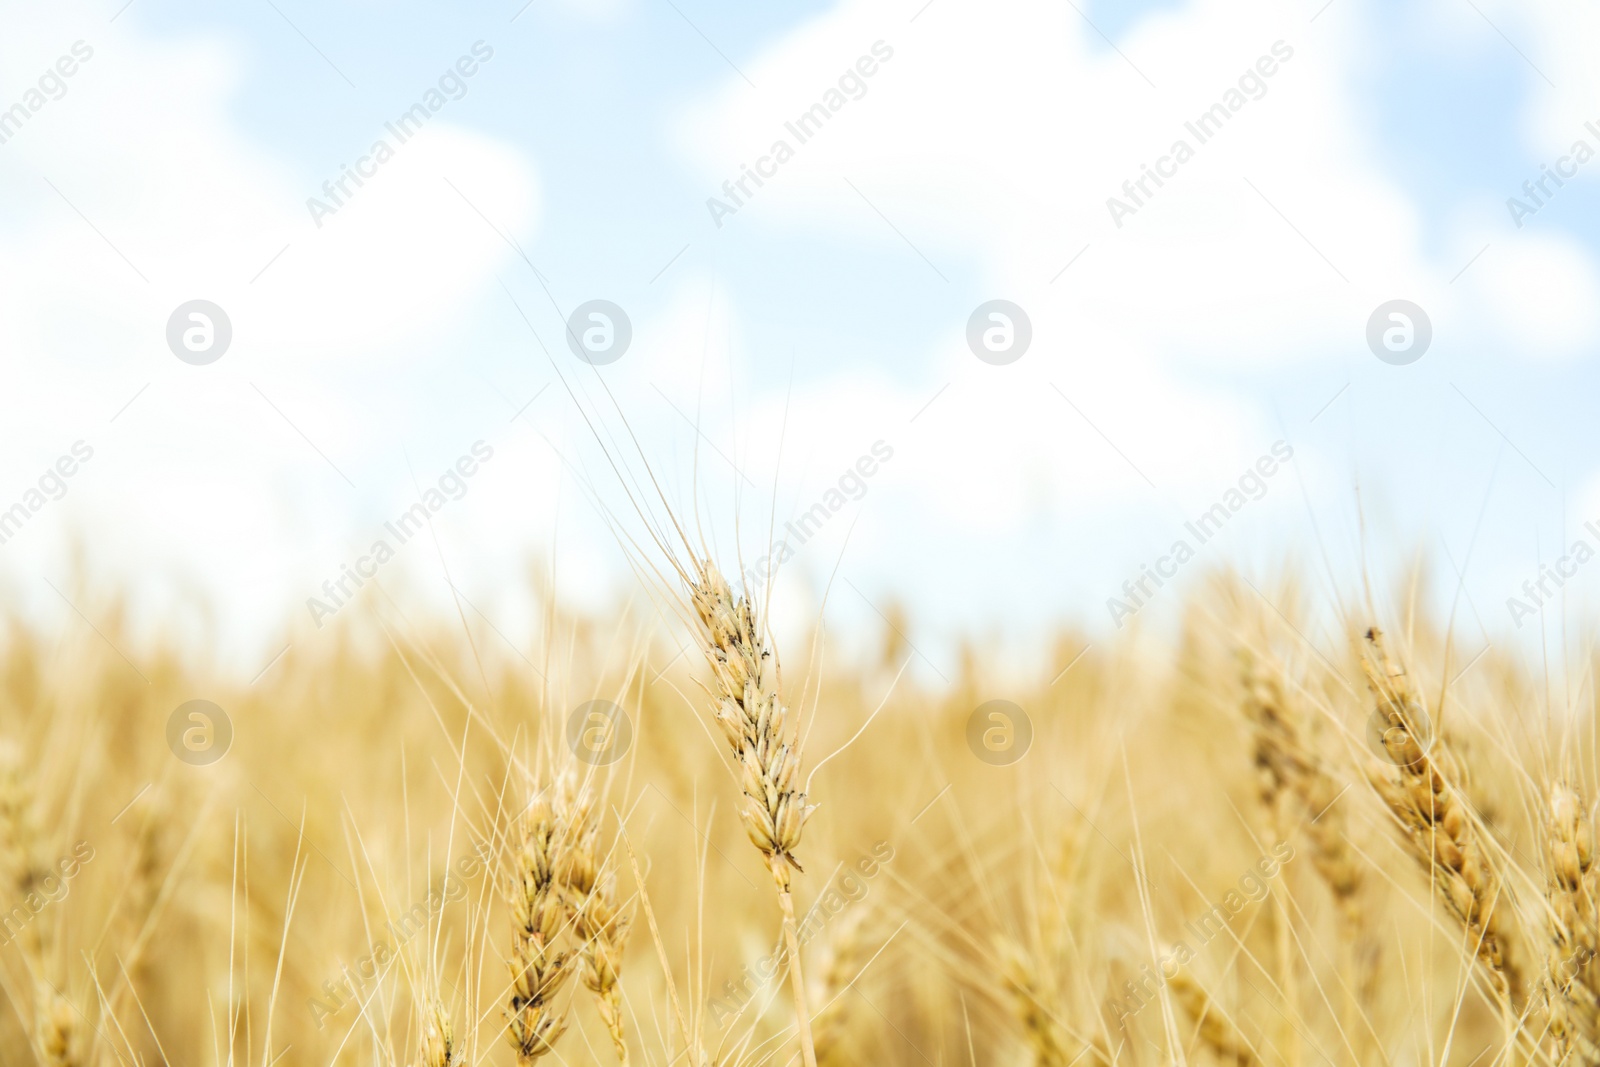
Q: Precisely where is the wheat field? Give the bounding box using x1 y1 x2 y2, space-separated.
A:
0 557 1593 1067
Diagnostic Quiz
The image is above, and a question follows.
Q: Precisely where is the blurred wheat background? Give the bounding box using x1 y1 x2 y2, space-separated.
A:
0 558 1594 1067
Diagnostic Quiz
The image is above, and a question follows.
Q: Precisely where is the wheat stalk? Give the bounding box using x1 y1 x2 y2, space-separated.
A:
686 559 818 1067
1544 782 1600 1065
1360 627 1523 1006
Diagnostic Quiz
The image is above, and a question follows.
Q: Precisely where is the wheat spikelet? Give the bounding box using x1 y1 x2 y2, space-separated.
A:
505 796 572 1063
686 558 818 1067
420 1000 462 1067
558 783 630 1065
1544 782 1600 1065
1361 627 1523 1005
1170 969 1259 1066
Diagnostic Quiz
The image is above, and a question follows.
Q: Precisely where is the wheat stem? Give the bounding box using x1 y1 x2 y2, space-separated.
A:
779 887 820 1067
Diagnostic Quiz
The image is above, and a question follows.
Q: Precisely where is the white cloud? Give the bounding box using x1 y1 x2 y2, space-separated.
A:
0 11 541 659
667 0 1419 536
645 0 1600 654
1471 232 1600 359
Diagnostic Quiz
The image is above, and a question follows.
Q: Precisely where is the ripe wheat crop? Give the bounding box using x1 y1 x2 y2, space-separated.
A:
0 561 1593 1067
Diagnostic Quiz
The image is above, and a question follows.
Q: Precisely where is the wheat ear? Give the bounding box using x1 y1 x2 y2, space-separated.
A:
811 907 864 1067
1240 653 1374 1049
0 741 81 1066
1170 969 1260 1067
1361 627 1523 1005
687 559 817 1067
38 993 79 1067
559 785 631 1065
1240 656 1363 916
505 796 573 1062
1544 782 1600 1065
998 938 1075 1067
0 740 47 958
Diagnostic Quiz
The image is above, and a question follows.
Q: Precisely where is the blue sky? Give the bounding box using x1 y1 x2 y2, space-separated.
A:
1 0 1597 680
